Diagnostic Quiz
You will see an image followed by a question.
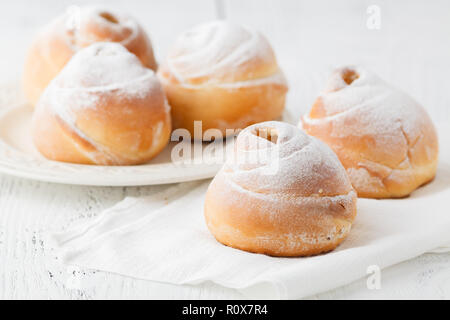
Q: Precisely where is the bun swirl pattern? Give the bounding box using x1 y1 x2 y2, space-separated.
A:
32 43 171 165
23 5 157 106
204 121 357 257
301 66 439 198
158 21 288 136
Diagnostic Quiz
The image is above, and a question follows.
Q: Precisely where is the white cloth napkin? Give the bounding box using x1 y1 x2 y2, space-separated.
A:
50 160 450 299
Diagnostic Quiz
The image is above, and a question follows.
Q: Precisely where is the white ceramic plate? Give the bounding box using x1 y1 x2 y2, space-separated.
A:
0 83 294 186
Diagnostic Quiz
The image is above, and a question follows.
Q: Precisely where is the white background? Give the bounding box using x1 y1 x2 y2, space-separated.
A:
1 0 450 299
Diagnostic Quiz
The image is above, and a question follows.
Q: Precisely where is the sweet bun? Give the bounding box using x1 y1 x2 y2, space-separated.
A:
301 66 439 198
204 121 357 257
32 42 171 165
157 21 288 137
23 5 157 107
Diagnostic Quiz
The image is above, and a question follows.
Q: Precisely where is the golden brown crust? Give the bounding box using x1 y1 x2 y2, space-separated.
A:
157 21 288 137
23 6 157 107
204 122 357 257
205 174 357 257
158 73 287 135
32 43 171 166
301 66 439 198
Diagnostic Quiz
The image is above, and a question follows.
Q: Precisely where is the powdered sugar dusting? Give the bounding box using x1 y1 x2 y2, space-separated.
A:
221 121 354 198
207 122 357 252
36 42 167 164
303 66 431 147
165 20 278 84
42 42 163 117
161 70 287 90
301 66 439 196
55 42 153 92
64 5 139 50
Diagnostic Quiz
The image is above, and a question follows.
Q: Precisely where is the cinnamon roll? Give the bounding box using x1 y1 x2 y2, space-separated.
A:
157 21 288 137
204 121 357 256
32 42 171 165
23 5 157 107
301 66 439 198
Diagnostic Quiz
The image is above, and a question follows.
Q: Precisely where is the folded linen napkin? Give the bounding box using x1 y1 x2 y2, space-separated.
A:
50 160 450 299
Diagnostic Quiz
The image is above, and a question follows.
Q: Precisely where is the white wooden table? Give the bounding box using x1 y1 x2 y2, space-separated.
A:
1 0 450 299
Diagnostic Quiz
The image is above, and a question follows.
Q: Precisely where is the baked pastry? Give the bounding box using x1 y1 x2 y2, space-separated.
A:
23 5 157 107
301 66 439 198
32 42 171 165
204 121 357 257
157 21 288 138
